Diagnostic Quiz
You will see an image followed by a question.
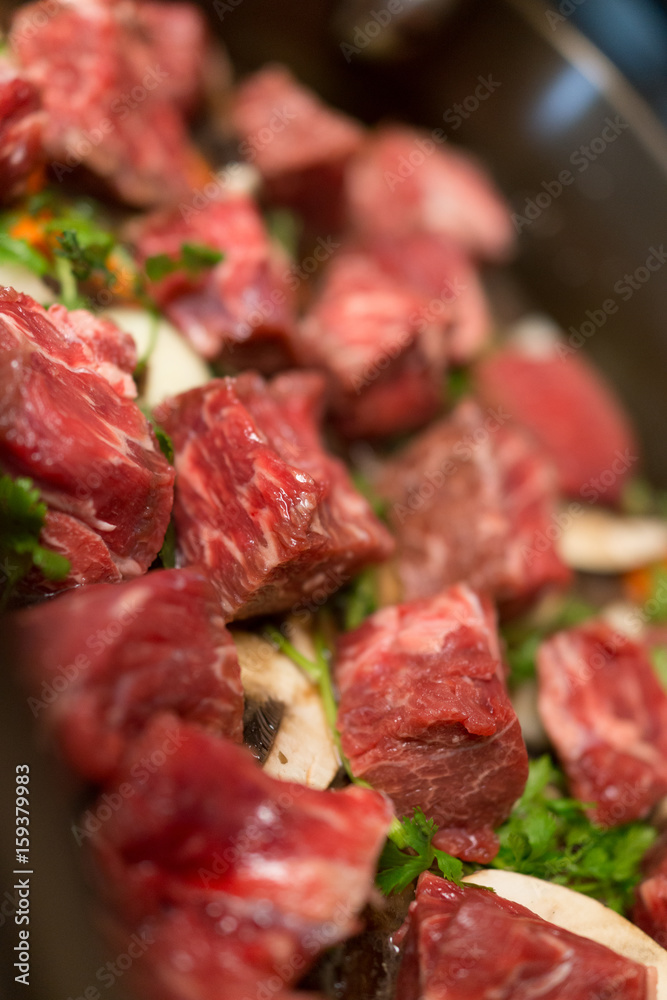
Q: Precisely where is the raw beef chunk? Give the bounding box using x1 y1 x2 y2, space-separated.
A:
231 64 364 229
8 569 242 783
364 232 491 364
130 194 296 369
10 0 210 206
154 371 393 619
345 126 515 259
0 288 174 591
396 872 649 1000
377 399 569 610
633 835 667 949
335 585 528 853
537 621 667 825
0 63 45 203
91 717 392 999
475 341 638 502
296 250 447 439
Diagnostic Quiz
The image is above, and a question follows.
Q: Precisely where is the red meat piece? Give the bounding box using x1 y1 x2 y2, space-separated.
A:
345 126 515 260
396 872 649 1000
296 250 448 439
537 621 667 826
474 342 638 503
633 835 667 949
364 232 492 364
8 569 242 783
91 717 392 998
0 63 45 203
10 0 210 206
377 399 570 611
131 195 297 370
336 584 528 851
231 64 364 229
0 288 174 592
154 371 393 620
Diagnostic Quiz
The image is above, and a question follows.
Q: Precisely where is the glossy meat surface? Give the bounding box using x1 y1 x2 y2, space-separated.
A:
154 370 393 619
336 584 528 850
8 569 242 783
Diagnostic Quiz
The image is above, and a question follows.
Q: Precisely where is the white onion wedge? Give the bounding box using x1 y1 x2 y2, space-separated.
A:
234 630 339 790
558 508 667 574
101 306 211 408
464 869 667 997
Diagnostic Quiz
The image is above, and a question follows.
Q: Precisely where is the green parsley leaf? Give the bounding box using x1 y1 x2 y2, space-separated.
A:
446 367 472 403
651 646 667 688
152 424 174 464
0 474 70 608
158 520 176 569
0 233 50 276
490 756 656 913
339 566 379 631
265 208 302 258
54 229 115 284
145 243 223 282
377 808 466 895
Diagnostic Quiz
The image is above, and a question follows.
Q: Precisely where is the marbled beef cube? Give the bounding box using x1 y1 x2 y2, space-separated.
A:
154 370 394 619
377 399 570 612
537 621 667 826
396 872 648 1000
335 584 528 856
0 288 174 593
8 569 243 784
91 717 392 999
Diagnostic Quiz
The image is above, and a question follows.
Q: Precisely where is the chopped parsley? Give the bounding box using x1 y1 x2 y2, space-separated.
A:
377 808 466 894
0 474 70 609
145 243 223 282
490 756 656 914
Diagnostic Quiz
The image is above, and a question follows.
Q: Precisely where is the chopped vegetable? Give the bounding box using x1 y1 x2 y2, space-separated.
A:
490 756 656 914
158 520 176 569
145 242 223 282
0 474 70 608
446 366 472 403
377 808 466 894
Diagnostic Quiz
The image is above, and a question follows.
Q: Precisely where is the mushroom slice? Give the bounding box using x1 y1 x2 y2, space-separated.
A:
233 630 339 790
558 508 667 574
101 306 211 409
243 696 285 765
464 870 667 996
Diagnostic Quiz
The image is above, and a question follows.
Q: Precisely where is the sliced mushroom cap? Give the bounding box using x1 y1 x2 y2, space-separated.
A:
233 630 339 790
558 508 667 574
101 306 211 409
464 870 667 996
